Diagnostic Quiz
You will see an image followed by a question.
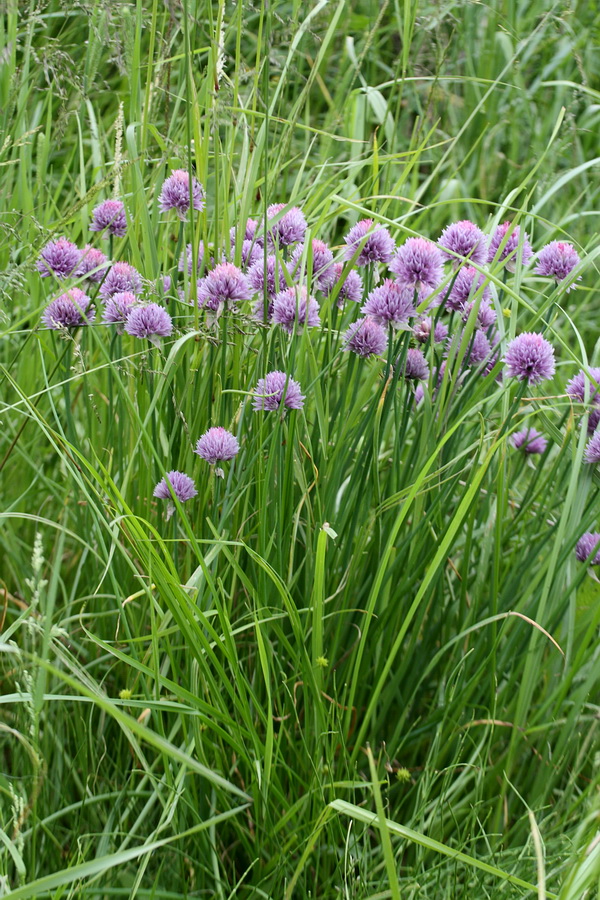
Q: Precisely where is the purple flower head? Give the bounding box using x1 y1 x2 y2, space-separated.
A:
587 408 600 434
197 263 251 312
195 427 240 470
584 431 600 465
567 368 600 432
343 219 395 266
413 316 448 345
361 279 415 328
125 303 173 343
102 291 138 327
343 317 388 358
438 220 487 267
575 532 600 564
488 221 533 271
89 199 127 237
159 169 205 220
236 239 264 269
272 286 320 334
162 274 172 293
252 370 305 411
401 347 429 381
75 245 109 283
230 218 262 246
390 238 444 291
179 243 205 275
461 297 497 330
153 470 197 502
99 262 143 299
266 203 307 247
248 255 290 300
504 332 555 385
36 237 81 279
534 241 581 290
153 470 197 519
461 329 491 367
511 427 547 455
566 367 600 404
291 239 336 290
325 263 364 307
445 266 491 312
42 288 95 329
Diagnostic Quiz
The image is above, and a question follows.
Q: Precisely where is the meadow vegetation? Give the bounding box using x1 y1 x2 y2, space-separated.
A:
1 1 600 897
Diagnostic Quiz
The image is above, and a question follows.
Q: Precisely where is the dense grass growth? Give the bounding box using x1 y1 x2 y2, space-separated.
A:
1 1 600 897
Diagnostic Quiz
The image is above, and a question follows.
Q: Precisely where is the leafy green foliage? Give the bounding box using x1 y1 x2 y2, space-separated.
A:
0 1 599 898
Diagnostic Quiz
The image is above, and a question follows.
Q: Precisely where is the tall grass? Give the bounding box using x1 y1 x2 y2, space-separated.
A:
1 1 599 897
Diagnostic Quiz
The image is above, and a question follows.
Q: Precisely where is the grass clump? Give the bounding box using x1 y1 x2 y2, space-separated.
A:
1 1 600 898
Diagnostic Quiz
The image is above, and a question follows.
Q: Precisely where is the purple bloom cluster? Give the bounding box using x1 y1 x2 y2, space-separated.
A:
248 255 290 303
153 470 197 518
102 292 138 327
272 286 320 334
266 203 307 247
584 431 600 464
344 219 395 266
125 303 173 342
488 222 533 270
195 427 240 466
253 371 305 411
42 289 95 329
292 239 335 290
413 316 448 345
438 220 487 267
154 470 197 502
34 180 595 525
534 241 581 289
230 218 261 245
461 298 497 330
76 245 109 283
401 348 429 381
461 329 492 367
575 532 600 564
197 263 251 312
343 317 388 358
159 169 205 220
37 238 81 279
445 267 491 312
511 427 547 455
567 367 600 433
390 238 444 291
504 333 555 385
325 263 364 307
90 199 127 237
100 262 143 299
361 279 415 328
235 239 263 269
